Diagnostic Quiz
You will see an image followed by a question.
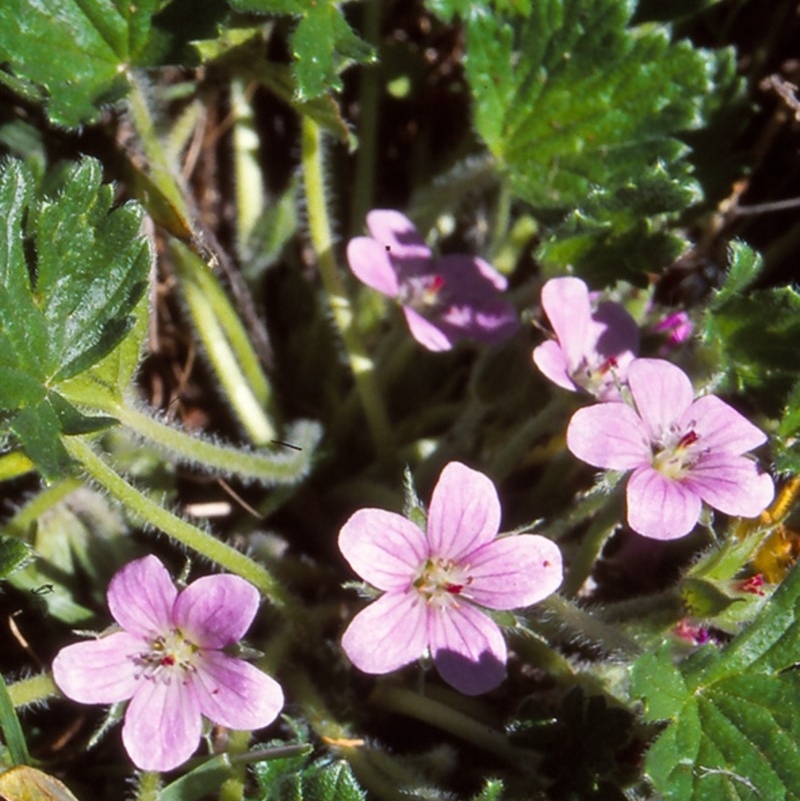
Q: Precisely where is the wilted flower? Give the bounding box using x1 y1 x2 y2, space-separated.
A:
566 358 774 540
652 310 693 355
52 556 283 772
347 210 519 351
532 277 639 401
338 461 563 695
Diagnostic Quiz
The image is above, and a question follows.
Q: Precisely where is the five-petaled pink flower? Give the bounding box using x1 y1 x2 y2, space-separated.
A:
338 462 563 695
346 210 519 351
52 556 284 772
566 358 774 540
533 277 639 401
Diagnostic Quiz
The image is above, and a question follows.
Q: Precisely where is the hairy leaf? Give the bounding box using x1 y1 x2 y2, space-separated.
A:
631 565 800 800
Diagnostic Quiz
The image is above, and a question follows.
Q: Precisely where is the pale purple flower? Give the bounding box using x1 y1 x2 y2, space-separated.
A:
566 358 774 540
52 556 283 772
346 210 519 351
532 277 640 401
338 461 563 695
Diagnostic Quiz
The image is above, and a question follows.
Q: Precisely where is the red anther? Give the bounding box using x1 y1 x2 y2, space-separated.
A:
160 655 176 667
429 274 445 293
597 356 618 375
444 583 464 595
677 430 699 449
737 574 766 596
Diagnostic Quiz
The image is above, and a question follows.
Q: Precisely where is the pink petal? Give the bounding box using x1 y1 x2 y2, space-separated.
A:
682 395 768 455
107 556 177 638
566 404 650 469
427 462 501 562
402 306 454 351
687 452 774 518
341 592 428 675
173 574 259 649
192 651 283 730
466 535 563 610
346 237 400 297
626 466 702 540
339 508 428 591
628 359 693 439
540 277 593 370
589 301 640 364
532 340 579 392
122 677 202 772
429 603 507 695
365 209 430 261
435 254 508 297
52 631 142 704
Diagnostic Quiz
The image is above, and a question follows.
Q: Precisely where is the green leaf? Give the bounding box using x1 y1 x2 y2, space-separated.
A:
702 285 800 414
631 565 800 800
775 377 800 473
709 241 763 310
464 1 713 210
0 0 161 128
254 756 366 801
0 672 29 766
0 536 31 582
0 158 149 475
227 0 375 100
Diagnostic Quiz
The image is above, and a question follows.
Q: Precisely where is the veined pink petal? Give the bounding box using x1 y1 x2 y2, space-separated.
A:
466 535 563 610
339 508 428 590
687 452 774 518
566 404 650 469
122 677 203 772
107 555 177 637
192 651 283 730
52 631 142 704
427 462 501 561
628 359 693 439
402 306 454 351
683 395 768 455
346 237 400 297
626 466 702 540
173 574 259 649
540 277 593 369
341 592 428 675
532 340 579 392
366 209 430 261
428 604 506 695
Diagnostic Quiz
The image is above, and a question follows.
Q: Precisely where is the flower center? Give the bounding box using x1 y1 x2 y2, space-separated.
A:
651 426 701 479
572 355 619 395
398 274 447 314
133 628 200 684
413 557 473 609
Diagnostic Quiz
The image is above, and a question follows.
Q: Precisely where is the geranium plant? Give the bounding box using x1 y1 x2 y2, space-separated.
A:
0 1 798 800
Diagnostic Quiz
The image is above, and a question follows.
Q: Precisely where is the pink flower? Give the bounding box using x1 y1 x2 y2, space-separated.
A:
338 462 563 695
346 210 519 351
651 311 693 355
532 277 639 401
566 358 774 540
52 556 283 772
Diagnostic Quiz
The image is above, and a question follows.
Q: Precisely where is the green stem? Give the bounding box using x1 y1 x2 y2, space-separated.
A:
63 436 297 615
170 241 275 444
487 397 564 481
219 730 249 801
528 595 642 660
73 397 316 486
2 477 82 541
135 772 162 801
369 683 535 768
0 451 36 482
301 116 393 458
350 0 381 234
561 483 626 598
7 673 59 709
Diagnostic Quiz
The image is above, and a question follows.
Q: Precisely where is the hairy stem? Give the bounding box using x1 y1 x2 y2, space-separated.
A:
301 116 393 458
63 436 297 616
